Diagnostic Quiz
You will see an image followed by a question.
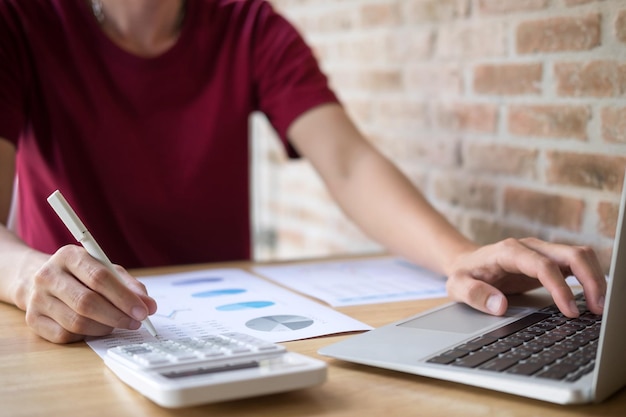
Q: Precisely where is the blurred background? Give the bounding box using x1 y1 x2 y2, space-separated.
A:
251 0 626 274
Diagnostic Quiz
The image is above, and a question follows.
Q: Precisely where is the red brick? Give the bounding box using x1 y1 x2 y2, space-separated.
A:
504 188 584 231
546 151 626 191
473 63 542 95
360 3 401 27
464 143 538 177
436 22 506 58
375 99 429 129
478 0 548 14
333 31 433 64
616 10 626 44
385 30 435 62
601 107 626 143
465 218 538 245
565 0 605 6
436 102 498 133
433 176 497 211
404 0 469 23
328 69 403 92
405 65 462 95
517 14 601 54
401 135 460 167
598 201 619 238
508 105 590 140
555 60 626 97
310 10 356 33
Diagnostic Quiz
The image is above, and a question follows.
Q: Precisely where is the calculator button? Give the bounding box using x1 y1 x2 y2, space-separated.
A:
133 353 170 366
229 347 252 354
199 351 227 358
107 332 287 370
166 352 198 362
257 345 282 352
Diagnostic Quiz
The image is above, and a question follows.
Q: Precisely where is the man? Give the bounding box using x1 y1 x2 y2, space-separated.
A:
0 0 606 343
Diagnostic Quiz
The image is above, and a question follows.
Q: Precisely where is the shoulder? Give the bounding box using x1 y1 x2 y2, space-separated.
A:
199 0 279 16
194 0 293 32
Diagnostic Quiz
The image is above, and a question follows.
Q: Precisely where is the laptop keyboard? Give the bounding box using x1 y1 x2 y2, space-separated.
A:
426 294 602 382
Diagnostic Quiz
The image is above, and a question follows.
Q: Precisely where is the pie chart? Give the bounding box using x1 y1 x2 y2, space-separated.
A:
245 315 314 332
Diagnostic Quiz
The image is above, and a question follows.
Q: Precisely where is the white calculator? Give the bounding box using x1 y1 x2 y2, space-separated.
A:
104 332 327 408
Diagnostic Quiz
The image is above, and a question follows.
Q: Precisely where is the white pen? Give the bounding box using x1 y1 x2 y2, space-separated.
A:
47 190 158 337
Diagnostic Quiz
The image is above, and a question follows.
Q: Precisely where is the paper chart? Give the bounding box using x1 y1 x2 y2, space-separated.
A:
255 256 448 307
86 268 371 358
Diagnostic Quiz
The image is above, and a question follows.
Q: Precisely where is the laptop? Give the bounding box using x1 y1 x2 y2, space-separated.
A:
319 181 626 405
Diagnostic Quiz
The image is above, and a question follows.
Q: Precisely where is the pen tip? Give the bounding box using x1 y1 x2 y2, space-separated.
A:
143 319 158 337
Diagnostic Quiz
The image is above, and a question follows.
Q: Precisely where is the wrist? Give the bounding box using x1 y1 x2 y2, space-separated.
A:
441 239 479 277
6 249 49 311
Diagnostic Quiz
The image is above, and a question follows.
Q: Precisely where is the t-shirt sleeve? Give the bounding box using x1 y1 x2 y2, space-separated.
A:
0 5 28 146
251 2 339 158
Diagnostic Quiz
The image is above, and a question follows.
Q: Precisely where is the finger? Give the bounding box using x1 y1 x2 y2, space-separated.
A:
520 238 607 314
56 284 144 330
491 239 579 317
24 288 85 343
30 270 142 334
49 270 145 329
26 313 85 344
25 296 130 344
114 267 158 315
446 271 508 316
57 246 151 322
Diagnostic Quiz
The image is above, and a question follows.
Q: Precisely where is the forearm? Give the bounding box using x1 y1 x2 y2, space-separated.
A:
290 105 607 318
289 104 476 275
321 145 476 275
0 225 49 309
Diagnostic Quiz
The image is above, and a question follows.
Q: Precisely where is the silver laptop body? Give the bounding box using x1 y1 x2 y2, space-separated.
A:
319 182 626 404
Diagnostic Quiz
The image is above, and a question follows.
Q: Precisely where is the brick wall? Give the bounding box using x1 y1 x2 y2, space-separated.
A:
251 0 626 273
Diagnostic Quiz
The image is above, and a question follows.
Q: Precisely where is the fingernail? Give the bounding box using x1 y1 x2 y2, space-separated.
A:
486 294 504 314
131 306 147 321
597 295 605 309
128 320 142 330
569 300 580 316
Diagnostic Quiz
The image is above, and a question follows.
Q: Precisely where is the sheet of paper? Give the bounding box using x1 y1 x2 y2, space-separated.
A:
86 268 371 358
254 256 448 307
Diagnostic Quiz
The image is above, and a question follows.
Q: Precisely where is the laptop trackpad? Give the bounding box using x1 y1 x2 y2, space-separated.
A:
398 303 520 334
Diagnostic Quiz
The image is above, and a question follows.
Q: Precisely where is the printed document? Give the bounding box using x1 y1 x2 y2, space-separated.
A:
87 268 371 358
255 256 448 307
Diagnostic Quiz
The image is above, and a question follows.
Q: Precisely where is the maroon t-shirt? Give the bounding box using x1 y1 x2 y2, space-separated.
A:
0 0 338 268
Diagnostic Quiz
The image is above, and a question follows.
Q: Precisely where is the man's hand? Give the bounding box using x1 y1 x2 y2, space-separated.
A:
445 237 606 318
22 245 157 343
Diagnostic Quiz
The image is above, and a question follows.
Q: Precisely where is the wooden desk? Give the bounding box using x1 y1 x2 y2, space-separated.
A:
1 259 625 417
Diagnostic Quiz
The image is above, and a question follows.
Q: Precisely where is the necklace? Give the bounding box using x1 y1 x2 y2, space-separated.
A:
89 0 187 29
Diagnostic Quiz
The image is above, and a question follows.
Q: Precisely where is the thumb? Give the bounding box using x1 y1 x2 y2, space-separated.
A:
446 273 508 316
